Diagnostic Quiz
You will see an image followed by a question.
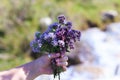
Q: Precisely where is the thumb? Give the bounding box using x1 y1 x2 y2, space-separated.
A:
47 53 60 60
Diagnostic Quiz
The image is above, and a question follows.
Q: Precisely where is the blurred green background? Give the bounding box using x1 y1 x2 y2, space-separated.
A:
0 0 120 70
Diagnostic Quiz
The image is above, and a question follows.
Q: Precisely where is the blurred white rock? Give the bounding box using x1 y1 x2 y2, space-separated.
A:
39 17 52 27
106 22 120 41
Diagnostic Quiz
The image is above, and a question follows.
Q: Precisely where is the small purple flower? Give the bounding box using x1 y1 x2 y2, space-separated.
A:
35 32 41 40
38 43 42 47
58 15 66 24
48 32 56 39
30 40 40 53
43 33 49 40
47 22 60 32
51 39 58 46
58 40 65 47
43 32 56 40
65 22 72 30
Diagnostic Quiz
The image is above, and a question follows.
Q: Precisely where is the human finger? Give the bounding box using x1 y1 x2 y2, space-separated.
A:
62 66 67 71
56 56 68 62
57 62 68 66
47 53 60 60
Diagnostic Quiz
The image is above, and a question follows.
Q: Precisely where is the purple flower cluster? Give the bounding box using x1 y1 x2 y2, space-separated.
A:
30 15 81 80
30 15 81 54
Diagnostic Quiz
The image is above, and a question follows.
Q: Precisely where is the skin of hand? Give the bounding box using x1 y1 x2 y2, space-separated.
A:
31 53 68 78
0 53 68 80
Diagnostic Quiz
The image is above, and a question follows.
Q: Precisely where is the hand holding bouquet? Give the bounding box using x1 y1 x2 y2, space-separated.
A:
30 15 81 80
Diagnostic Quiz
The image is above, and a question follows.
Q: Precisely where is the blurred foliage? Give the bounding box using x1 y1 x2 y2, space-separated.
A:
0 0 120 70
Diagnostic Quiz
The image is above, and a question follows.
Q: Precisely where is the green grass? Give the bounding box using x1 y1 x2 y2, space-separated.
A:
0 0 120 70
0 56 31 71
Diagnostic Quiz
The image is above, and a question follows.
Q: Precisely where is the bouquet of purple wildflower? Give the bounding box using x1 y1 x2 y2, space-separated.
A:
30 15 81 80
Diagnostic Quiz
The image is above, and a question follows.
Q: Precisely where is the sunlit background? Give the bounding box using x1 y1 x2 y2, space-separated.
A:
0 0 120 80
